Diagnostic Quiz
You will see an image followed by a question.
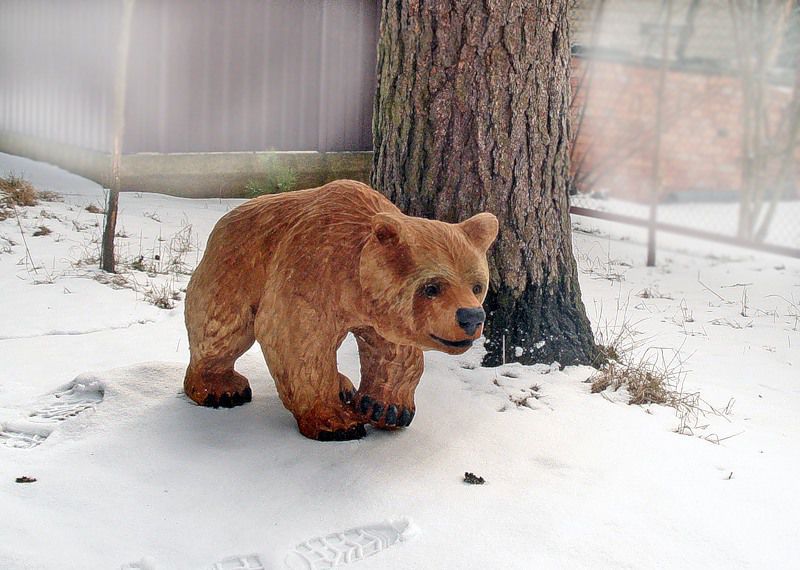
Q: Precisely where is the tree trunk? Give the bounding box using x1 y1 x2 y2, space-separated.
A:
100 0 135 273
372 0 599 367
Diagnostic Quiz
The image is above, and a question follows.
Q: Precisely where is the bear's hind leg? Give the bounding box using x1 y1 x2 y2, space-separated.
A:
184 305 256 408
352 327 424 430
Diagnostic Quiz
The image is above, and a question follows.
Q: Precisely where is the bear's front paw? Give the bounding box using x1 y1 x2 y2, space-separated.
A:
297 407 366 442
355 395 415 429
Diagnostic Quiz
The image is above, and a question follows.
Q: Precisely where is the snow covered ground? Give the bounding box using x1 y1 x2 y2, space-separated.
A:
1 152 798 570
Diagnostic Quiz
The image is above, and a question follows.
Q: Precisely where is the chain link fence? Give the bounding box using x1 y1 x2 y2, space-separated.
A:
568 0 800 259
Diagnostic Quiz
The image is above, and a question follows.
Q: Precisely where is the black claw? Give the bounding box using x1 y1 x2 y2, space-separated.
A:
317 430 335 442
233 390 250 406
399 408 412 427
385 405 398 426
359 396 373 415
201 388 250 409
371 403 384 422
317 424 366 442
338 389 355 404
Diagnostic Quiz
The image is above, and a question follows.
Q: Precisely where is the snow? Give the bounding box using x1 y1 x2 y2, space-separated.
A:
1 152 799 569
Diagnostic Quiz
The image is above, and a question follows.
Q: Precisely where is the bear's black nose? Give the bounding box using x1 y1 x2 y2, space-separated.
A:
456 307 485 336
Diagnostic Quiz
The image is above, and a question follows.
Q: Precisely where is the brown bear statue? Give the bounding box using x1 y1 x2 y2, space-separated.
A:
183 180 498 441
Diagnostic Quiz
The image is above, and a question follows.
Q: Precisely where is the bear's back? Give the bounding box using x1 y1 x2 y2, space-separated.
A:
194 181 399 293
217 180 397 239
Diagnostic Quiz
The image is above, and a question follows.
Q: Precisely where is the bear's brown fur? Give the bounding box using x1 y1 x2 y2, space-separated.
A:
183 180 498 441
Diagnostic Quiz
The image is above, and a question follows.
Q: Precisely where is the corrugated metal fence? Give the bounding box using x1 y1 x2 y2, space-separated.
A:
0 0 120 153
0 0 378 154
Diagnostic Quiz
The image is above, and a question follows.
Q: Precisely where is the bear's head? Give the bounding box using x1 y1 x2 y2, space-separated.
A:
359 210 499 354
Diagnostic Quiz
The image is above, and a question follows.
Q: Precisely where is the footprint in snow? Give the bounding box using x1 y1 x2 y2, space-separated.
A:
127 519 417 570
284 517 419 569
0 378 104 449
211 554 267 570
0 428 48 449
121 558 158 570
28 381 104 422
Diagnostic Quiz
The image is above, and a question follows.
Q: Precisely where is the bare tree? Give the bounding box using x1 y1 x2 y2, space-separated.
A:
100 0 135 273
729 0 800 241
569 0 687 201
569 0 608 196
372 0 599 366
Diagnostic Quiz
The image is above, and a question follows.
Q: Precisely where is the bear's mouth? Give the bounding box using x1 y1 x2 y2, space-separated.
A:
430 335 474 348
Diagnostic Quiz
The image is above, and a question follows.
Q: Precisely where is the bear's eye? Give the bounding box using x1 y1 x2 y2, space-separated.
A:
472 284 483 295
423 283 441 299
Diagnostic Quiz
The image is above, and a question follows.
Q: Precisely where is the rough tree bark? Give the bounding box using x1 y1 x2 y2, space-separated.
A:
372 0 599 366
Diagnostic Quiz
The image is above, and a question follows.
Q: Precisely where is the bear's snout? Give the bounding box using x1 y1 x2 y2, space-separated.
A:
456 307 485 336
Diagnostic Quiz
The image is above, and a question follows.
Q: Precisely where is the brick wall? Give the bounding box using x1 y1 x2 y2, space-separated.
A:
571 58 799 202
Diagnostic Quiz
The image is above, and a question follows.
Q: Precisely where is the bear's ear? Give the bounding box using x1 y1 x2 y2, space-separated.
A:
371 212 405 245
459 212 499 251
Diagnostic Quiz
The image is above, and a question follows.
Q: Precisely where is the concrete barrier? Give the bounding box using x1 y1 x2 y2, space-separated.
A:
0 131 373 197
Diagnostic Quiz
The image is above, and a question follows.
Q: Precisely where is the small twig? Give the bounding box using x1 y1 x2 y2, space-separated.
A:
697 273 726 302
740 288 749 317
12 204 38 275
766 294 799 312
716 431 746 443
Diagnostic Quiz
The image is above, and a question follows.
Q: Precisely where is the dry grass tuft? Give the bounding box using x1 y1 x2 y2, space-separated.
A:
143 281 181 310
37 190 62 203
590 334 693 410
93 272 132 290
637 287 674 300
0 174 62 221
591 359 674 406
1 174 37 220
589 342 735 441
588 297 731 440
594 342 621 364
589 293 646 368
32 225 52 237
0 174 39 207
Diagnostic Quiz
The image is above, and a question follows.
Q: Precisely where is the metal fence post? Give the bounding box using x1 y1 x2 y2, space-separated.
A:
647 0 674 267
